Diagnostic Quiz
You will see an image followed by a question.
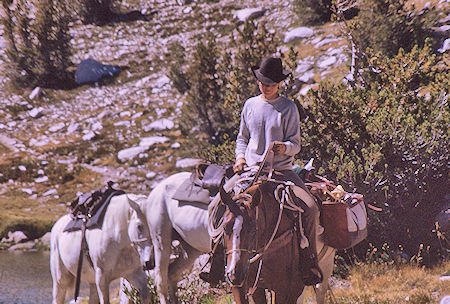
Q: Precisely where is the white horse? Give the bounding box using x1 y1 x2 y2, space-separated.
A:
50 194 152 304
143 172 335 304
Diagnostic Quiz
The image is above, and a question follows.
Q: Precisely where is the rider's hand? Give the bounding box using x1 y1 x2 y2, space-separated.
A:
272 142 286 155
233 158 247 173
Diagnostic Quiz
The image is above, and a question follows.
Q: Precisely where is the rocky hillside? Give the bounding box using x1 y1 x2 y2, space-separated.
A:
0 0 448 240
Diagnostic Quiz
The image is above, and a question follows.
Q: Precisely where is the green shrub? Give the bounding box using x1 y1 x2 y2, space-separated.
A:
169 20 278 164
300 42 448 263
294 0 333 25
0 0 73 89
348 0 439 59
75 0 117 25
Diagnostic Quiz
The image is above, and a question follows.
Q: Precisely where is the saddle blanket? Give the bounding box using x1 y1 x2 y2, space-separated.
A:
172 173 211 204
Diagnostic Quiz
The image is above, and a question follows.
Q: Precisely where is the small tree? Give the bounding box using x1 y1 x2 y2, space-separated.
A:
335 0 440 86
294 0 333 25
1 0 73 89
351 0 438 58
76 0 116 25
169 21 279 164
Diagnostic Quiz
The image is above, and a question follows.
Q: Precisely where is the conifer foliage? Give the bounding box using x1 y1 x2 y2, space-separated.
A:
294 0 333 25
77 0 115 25
169 21 278 164
301 42 448 262
348 0 438 59
1 0 73 89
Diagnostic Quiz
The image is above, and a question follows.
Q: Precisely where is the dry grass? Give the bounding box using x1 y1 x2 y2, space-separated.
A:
329 261 450 303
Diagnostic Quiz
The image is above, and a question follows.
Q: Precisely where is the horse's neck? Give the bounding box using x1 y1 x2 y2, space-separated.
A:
102 195 128 231
256 193 294 246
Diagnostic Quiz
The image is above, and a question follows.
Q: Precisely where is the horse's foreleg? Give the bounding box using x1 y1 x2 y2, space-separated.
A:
51 261 74 304
315 248 335 304
250 287 267 304
88 283 100 304
94 267 110 304
51 280 69 304
152 235 172 304
168 244 202 286
232 286 249 304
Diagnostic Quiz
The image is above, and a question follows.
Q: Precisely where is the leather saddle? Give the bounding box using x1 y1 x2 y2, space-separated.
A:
63 181 124 232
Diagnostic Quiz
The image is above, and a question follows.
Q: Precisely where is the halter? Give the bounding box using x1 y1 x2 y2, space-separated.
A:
127 200 152 262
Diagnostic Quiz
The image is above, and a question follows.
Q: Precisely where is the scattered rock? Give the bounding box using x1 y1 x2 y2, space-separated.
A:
38 232 52 246
154 75 171 88
0 134 18 152
67 122 80 134
118 146 147 162
43 189 58 196
29 107 44 119
284 27 314 43
143 118 175 131
2 231 28 243
49 122 65 132
234 8 266 22
8 241 36 251
82 130 97 141
146 172 156 179
295 61 313 74
75 58 122 85
175 158 202 168
299 84 314 96
318 56 337 69
298 71 315 84
29 87 44 100
114 121 131 127
139 136 169 147
35 176 49 183
171 142 181 149
21 188 34 195
438 38 449 53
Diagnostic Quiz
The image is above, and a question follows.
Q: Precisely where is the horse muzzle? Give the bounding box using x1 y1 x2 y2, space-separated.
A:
143 260 155 271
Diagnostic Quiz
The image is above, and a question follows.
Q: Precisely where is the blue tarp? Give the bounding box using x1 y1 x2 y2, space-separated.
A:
75 58 122 85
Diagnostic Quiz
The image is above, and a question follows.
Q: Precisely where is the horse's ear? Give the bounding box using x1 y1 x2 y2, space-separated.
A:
127 195 145 218
220 184 242 216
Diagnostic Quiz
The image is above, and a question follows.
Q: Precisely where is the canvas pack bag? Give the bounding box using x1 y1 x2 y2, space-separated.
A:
306 175 368 249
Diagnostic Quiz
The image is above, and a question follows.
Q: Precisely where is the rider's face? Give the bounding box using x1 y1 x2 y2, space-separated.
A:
258 81 280 100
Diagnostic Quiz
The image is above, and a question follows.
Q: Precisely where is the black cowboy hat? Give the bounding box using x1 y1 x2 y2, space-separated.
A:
252 57 291 85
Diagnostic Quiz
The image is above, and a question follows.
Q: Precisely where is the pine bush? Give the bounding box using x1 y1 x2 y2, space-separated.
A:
1 0 73 89
294 0 333 25
75 0 116 25
349 0 439 59
169 21 278 164
301 42 448 263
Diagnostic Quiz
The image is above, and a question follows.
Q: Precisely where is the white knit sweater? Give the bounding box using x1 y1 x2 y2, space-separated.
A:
235 94 301 170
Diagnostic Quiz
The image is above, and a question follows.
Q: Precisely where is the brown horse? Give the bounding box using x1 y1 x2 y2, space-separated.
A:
220 180 308 304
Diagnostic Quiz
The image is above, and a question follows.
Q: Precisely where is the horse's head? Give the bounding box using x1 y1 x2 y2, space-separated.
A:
220 184 259 287
127 195 154 271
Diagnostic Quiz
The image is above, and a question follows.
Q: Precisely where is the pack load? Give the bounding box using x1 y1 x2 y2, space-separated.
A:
305 174 367 249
